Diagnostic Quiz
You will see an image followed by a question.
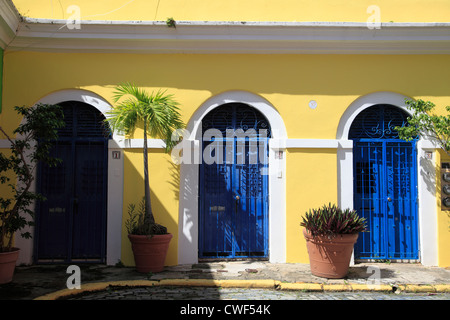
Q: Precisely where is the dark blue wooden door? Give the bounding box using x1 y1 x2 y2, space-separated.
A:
350 105 418 260
199 104 270 259
35 101 110 263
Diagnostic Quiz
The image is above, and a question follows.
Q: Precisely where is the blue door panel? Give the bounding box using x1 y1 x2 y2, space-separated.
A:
36 102 109 263
199 104 270 259
36 143 72 259
350 105 418 260
385 142 418 259
72 142 107 260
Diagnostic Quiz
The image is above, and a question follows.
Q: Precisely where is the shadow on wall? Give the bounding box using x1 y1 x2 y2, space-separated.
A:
10 53 450 97
167 159 180 201
420 154 437 196
121 148 178 267
117 149 225 299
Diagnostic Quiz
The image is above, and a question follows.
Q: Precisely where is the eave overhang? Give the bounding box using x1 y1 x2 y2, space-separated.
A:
0 1 449 54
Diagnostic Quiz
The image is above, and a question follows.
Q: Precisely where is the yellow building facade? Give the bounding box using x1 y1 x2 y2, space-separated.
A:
0 0 449 267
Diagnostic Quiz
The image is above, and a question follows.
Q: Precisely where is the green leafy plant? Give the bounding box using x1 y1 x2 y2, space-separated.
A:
0 104 65 252
395 99 450 157
166 17 176 28
125 197 163 236
300 203 367 238
105 83 184 236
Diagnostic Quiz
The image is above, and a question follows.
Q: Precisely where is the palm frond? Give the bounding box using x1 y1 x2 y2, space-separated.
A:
108 84 185 141
112 82 150 104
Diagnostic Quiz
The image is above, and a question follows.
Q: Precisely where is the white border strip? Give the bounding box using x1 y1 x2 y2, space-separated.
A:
109 138 353 149
5 15 450 54
1 0 449 53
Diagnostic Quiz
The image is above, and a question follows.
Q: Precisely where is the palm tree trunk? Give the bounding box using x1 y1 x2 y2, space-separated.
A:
143 118 155 225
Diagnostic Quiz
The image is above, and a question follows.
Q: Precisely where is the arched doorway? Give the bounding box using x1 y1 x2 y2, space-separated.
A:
349 104 419 260
35 101 111 263
178 91 287 265
198 103 271 259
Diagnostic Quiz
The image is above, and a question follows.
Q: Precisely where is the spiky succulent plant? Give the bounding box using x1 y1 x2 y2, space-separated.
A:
300 203 367 237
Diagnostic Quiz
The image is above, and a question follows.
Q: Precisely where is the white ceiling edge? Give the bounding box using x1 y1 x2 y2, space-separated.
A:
0 0 449 54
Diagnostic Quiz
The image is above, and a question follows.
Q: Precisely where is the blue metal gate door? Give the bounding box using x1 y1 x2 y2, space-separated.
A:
199 104 270 259
36 101 110 263
350 105 418 260
200 139 233 256
72 142 108 260
385 142 418 259
36 142 73 260
234 137 269 257
353 141 385 258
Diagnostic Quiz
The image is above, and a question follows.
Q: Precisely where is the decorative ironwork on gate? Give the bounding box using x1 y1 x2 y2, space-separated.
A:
35 101 110 263
349 104 409 140
199 103 270 259
350 104 418 260
201 104 271 138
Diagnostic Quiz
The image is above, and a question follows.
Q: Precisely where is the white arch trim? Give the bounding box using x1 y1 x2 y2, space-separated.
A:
336 91 413 140
336 91 438 266
187 91 287 140
36 89 112 116
15 89 123 266
178 90 287 264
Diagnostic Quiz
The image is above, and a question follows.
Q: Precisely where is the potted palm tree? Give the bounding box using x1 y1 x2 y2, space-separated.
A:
300 203 367 279
106 83 184 273
0 104 64 284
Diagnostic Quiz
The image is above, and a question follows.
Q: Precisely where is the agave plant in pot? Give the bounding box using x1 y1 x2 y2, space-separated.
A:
300 203 367 279
0 104 64 284
106 83 184 273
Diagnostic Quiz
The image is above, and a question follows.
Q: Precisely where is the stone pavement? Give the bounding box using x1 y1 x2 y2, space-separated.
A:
1 261 449 300
63 286 450 300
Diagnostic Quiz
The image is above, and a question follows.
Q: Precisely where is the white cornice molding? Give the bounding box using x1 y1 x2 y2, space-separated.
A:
1 9 450 53
0 0 20 49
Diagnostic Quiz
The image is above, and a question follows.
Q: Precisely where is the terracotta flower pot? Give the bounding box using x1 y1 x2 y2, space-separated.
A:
303 229 358 279
128 233 173 273
0 248 20 284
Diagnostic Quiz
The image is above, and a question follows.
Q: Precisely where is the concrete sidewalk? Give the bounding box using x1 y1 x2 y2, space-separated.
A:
1 261 449 300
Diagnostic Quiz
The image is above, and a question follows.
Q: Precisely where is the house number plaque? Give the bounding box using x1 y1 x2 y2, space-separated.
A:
112 151 121 159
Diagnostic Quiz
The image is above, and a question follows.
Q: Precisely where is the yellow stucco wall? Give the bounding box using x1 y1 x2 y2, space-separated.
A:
121 149 179 267
2 52 450 137
1 51 450 266
12 0 450 23
286 149 337 263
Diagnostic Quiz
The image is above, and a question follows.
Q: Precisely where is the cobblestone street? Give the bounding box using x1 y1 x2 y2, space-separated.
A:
3 262 450 301
64 285 450 300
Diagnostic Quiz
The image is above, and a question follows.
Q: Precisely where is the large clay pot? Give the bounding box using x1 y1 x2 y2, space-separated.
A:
128 234 173 273
303 229 358 279
0 248 20 284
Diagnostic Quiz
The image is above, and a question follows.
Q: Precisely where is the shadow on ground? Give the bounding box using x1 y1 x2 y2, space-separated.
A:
0 263 221 300
0 264 114 300
346 265 397 282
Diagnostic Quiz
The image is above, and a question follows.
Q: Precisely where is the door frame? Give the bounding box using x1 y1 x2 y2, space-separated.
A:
178 91 287 264
14 89 124 266
351 137 419 260
198 104 270 259
336 91 438 266
34 102 110 263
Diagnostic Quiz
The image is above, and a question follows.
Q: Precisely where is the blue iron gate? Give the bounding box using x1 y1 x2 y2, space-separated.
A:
199 103 270 259
35 101 110 263
350 104 419 260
